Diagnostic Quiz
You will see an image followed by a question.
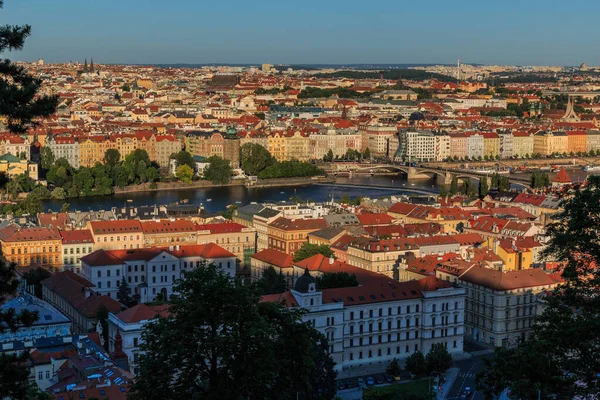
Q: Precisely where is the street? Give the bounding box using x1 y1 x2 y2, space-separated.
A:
446 353 493 400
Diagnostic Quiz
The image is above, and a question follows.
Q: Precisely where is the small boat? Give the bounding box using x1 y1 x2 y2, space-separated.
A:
583 165 600 172
235 201 242 204
280 191 285 194
206 199 212 202
126 199 133 203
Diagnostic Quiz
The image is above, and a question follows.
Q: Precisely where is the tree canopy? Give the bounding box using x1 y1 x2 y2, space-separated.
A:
477 176 600 398
129 263 336 400
293 243 336 263
0 1 58 134
172 150 195 169
1 5 56 393
203 155 233 184
316 272 359 290
240 143 274 176
255 266 287 295
258 160 324 180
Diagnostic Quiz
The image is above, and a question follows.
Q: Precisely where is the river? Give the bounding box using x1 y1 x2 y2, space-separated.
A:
42 169 594 214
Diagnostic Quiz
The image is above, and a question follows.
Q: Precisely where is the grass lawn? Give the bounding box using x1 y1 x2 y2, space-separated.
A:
364 378 435 399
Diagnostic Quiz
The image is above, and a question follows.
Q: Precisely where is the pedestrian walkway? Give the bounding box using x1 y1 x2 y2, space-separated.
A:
457 372 476 379
438 368 460 400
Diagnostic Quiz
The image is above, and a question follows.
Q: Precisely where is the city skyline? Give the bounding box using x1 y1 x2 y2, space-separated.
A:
4 0 600 66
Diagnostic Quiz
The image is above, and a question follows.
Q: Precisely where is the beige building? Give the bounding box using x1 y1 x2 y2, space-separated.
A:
347 238 421 278
88 220 144 251
435 265 561 347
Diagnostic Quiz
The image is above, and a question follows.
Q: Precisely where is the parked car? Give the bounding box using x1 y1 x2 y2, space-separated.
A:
366 377 375 386
385 374 393 383
358 378 365 387
408 372 417 380
375 376 384 385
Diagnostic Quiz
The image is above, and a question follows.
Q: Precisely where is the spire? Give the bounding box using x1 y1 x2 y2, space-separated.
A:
562 96 581 122
90 58 94 73
83 58 88 73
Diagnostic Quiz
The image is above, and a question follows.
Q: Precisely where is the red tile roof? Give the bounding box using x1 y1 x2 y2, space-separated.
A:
195 222 246 234
141 219 196 234
90 220 142 234
113 304 170 324
251 248 294 268
38 212 71 228
356 213 395 226
60 229 94 245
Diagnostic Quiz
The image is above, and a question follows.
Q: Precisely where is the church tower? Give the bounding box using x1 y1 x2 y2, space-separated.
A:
90 58 94 73
83 58 88 73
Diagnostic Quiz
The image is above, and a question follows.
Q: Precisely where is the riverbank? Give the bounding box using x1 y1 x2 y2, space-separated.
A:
112 176 335 195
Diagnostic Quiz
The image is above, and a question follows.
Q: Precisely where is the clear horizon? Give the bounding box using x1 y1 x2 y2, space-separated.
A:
3 0 600 66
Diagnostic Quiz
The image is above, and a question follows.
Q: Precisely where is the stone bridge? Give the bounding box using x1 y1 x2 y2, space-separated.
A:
328 163 531 188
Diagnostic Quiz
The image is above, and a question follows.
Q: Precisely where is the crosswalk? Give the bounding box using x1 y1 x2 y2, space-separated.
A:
458 372 476 378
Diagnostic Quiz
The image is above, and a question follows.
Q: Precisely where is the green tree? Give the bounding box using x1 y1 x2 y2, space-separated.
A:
40 146 54 170
255 266 287 295
449 176 459 196
22 267 51 299
172 150 195 169
129 263 336 400
386 358 402 377
426 343 452 376
477 176 600 399
117 276 134 307
478 176 489 198
0 257 39 399
203 155 233 184
439 184 447 198
405 351 427 377
240 143 274 175
176 164 194 184
103 149 121 168
315 272 359 289
323 149 334 162
0 1 58 134
293 243 336 263
363 147 371 160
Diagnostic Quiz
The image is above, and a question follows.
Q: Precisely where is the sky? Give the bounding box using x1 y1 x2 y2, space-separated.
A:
2 0 600 66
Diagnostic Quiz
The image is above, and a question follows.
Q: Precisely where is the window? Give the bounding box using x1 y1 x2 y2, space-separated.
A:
97 271 101 278
134 337 139 346
416 304 420 312
453 340 457 348
46 370 50 379
107 281 111 288
107 270 111 277
350 312 354 320
38 371 42 380
98 282 102 288
432 304 436 312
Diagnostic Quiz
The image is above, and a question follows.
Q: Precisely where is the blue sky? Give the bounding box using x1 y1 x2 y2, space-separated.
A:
2 0 599 65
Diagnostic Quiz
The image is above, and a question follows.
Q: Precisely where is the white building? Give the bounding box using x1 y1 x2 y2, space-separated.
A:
46 135 80 169
80 244 237 303
60 229 95 274
309 128 363 160
107 303 169 374
434 133 451 161
466 134 484 160
403 130 436 162
261 272 466 373
499 132 514 159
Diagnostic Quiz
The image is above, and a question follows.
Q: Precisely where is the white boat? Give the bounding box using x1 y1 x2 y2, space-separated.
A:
583 165 600 172
206 198 212 202
280 191 285 194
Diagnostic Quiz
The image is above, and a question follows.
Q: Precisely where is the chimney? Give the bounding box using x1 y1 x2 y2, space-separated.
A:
169 246 174 251
176 245 180 251
329 257 334 265
84 287 92 298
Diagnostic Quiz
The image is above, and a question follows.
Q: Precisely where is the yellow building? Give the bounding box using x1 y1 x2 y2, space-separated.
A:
533 131 569 156
512 132 534 157
284 130 311 161
482 133 500 158
492 238 533 271
267 132 287 162
267 217 327 256
88 220 144 251
0 153 38 180
0 226 62 270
